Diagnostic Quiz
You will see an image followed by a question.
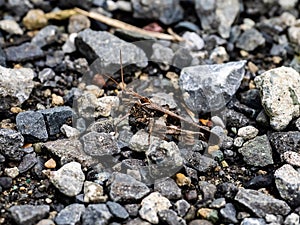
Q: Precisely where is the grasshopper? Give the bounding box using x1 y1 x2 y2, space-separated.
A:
109 50 220 145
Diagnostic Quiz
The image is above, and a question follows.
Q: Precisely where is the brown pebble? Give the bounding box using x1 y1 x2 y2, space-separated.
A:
10 107 22 114
22 9 48 30
248 61 259 73
175 173 191 187
44 158 56 169
51 94 64 106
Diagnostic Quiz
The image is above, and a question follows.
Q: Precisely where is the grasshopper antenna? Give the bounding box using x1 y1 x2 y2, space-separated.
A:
120 49 125 91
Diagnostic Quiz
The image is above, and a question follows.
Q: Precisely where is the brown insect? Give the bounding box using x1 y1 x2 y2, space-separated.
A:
110 50 220 145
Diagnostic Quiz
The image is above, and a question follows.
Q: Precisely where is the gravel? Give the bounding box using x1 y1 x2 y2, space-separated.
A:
9 205 50 225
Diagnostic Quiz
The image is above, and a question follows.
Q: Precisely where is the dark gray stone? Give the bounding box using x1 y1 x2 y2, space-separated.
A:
220 203 238 223
18 152 37 173
158 209 186 225
0 47 6 66
179 61 246 113
109 172 150 202
0 129 24 161
40 106 73 136
87 119 114 133
81 204 112 225
16 111 48 142
55 203 85 225
107 201 129 220
172 47 193 69
150 43 174 68
124 204 140 217
9 205 50 225
81 132 120 156
236 28 266 51
235 188 291 217
0 177 12 189
222 108 250 128
238 135 274 167
154 177 182 200
239 89 262 110
174 199 190 217
131 0 183 25
6 0 32 16
269 131 300 155
76 29 147 73
274 164 300 207
4 42 44 62
184 152 217 173
31 25 58 47
216 182 238 200
198 181 217 200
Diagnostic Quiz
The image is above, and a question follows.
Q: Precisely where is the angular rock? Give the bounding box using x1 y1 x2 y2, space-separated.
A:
42 139 98 167
40 106 73 136
81 132 120 156
234 188 291 217
18 152 37 173
254 67 300 130
0 177 12 189
0 65 34 111
288 26 300 46
240 89 262 110
236 28 266 51
184 152 218 173
68 14 91 33
139 192 172 224
146 140 183 178
281 151 300 167
4 42 44 62
174 199 190 217
45 162 85 197
38 68 55 83
109 172 150 202
9 205 50 225
83 181 107 203
284 213 299 225
154 177 182 200
150 43 174 67
131 0 183 25
199 181 217 200
274 164 300 207
81 204 112 225
182 31 204 51
0 19 23 35
0 129 24 161
195 0 240 38
16 111 48 142
269 131 300 155
129 129 158 152
238 135 274 167
223 108 250 128
31 25 58 47
76 29 147 73
180 61 246 113
241 218 267 225
107 201 129 220
158 209 186 225
55 203 85 225
220 203 238 223
237 126 259 140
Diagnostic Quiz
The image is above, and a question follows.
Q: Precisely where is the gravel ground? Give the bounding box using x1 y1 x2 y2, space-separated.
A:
1 0 300 225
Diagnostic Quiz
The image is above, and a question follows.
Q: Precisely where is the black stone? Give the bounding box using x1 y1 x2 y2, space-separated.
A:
18 152 37 174
245 174 274 189
269 131 300 155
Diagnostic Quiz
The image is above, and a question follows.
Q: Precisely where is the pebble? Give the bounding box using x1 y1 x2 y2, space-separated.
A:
268 131 300 155
238 135 274 167
288 26 300 46
151 43 174 69
81 131 120 156
54 203 85 225
60 124 80 138
42 139 97 167
16 111 48 142
175 199 190 217
38 68 55 83
18 152 37 173
0 128 24 161
237 125 259 140
223 108 250 128
83 181 107 203
107 201 129 220
62 33 77 53
182 31 205 51
0 47 6 67
199 181 217 200
0 65 34 110
172 47 193 69
209 198 226 209
220 203 238 223
124 204 140 217
22 9 48 30
236 28 266 51
175 173 192 187
234 188 291 217
126 218 151 225
241 218 267 225
131 0 183 25
139 192 172 224
284 213 299 225
158 209 187 225
129 129 154 152
274 164 300 207
76 29 148 71
4 42 44 62
51 94 64 106
81 204 112 225
254 66 300 130
0 19 23 35
184 152 218 173
209 46 229 64
180 60 246 113
31 25 58 47
233 136 244 148
4 166 19 178
244 174 274 190
36 219 55 225
154 177 182 200
281 151 300 167
109 172 150 202
194 0 240 38
45 161 85 197
44 158 56 169
68 14 90 33
9 205 50 225
189 220 214 225
197 208 219 224
0 176 12 189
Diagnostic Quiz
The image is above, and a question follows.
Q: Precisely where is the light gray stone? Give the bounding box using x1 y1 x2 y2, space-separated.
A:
0 19 23 35
81 204 112 225
180 60 246 113
31 25 58 47
55 204 85 225
83 181 107 203
284 213 299 225
236 28 265 51
254 66 300 130
9 205 50 225
237 126 259 140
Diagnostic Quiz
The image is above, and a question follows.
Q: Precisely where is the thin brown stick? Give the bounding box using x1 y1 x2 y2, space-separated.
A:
74 7 184 42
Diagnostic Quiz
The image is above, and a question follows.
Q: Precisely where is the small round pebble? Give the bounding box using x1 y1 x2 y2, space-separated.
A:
237 125 259 140
175 173 191 186
22 9 48 30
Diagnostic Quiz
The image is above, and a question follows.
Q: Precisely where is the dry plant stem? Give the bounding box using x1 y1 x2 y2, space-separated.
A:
74 7 183 42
